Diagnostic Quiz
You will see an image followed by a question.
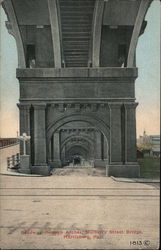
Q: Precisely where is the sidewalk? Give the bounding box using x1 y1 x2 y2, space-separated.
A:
111 176 160 183
0 167 160 183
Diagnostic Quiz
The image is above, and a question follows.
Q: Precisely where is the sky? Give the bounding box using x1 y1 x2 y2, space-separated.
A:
0 0 160 138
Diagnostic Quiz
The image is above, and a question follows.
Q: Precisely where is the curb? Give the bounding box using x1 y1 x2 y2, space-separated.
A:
0 172 44 177
111 176 160 183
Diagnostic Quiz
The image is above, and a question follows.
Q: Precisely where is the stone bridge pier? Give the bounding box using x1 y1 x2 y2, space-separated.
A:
2 0 152 176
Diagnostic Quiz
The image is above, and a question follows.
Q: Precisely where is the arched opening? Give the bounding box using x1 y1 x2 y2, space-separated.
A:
73 156 81 166
1 8 19 137
60 134 94 167
47 115 110 169
66 145 89 167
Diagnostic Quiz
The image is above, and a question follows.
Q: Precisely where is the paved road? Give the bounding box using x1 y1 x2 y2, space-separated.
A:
0 174 159 249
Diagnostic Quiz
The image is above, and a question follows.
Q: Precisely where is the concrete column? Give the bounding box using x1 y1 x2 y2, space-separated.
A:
51 135 54 161
109 103 122 164
18 104 31 156
32 104 50 175
94 130 102 167
124 103 138 163
61 146 66 166
48 140 52 161
103 135 108 160
47 135 53 168
53 130 62 167
90 143 95 161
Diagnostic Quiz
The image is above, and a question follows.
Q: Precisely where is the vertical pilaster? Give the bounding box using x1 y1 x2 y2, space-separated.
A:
109 103 122 164
90 143 95 161
124 103 138 163
94 130 102 166
33 104 47 166
53 130 61 167
18 104 31 156
48 140 52 161
61 146 66 166
51 135 54 161
103 135 108 160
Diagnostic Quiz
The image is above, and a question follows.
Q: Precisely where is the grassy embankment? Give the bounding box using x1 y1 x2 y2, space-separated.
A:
138 157 160 179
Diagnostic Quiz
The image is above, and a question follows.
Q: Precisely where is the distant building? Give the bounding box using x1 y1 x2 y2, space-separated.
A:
149 135 160 157
137 130 150 145
137 131 160 158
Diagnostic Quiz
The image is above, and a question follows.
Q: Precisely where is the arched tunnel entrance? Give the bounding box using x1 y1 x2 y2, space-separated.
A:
65 145 89 167
73 156 81 166
47 119 109 169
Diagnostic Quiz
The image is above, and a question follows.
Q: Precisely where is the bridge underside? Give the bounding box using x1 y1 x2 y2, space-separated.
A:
2 0 152 177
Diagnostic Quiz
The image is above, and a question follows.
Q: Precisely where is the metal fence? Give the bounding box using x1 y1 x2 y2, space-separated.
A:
0 138 19 149
7 153 20 170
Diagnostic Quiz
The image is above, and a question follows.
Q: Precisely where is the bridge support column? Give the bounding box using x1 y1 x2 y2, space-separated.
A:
53 131 62 167
31 104 50 175
94 130 103 167
108 102 139 178
18 104 31 156
103 135 108 163
124 103 138 163
109 103 122 164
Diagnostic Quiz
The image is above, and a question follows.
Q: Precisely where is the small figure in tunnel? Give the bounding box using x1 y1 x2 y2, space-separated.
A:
73 156 81 166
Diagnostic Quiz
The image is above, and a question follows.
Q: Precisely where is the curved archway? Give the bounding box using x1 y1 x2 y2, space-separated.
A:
66 144 89 156
127 0 152 67
47 114 110 148
47 114 110 168
65 144 89 166
65 141 91 155
61 134 94 151
2 1 26 68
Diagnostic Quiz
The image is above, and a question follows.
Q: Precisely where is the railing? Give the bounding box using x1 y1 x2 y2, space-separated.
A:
0 138 19 149
7 153 20 170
